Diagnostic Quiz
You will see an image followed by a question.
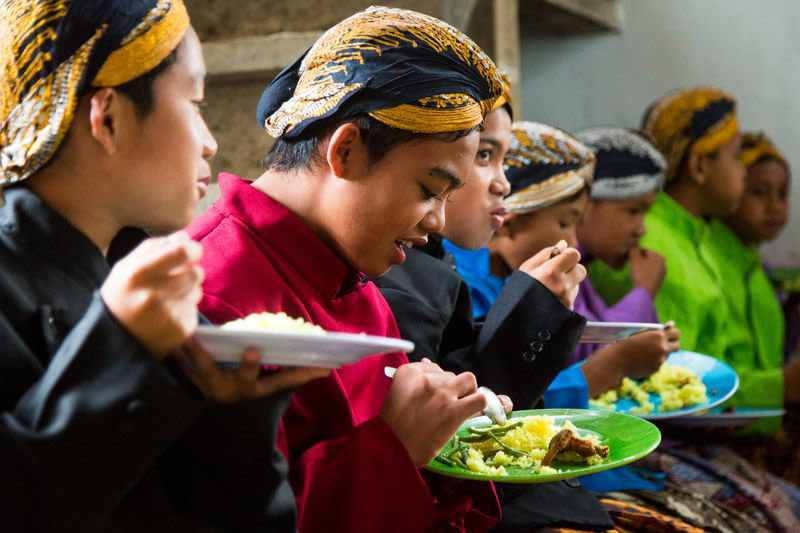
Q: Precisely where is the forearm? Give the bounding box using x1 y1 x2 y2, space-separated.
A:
580 345 625 398
1 294 204 530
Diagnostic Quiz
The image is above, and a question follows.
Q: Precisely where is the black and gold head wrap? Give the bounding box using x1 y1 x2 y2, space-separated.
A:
575 126 666 200
740 131 789 173
256 5 503 138
0 0 189 189
503 121 595 214
642 86 739 182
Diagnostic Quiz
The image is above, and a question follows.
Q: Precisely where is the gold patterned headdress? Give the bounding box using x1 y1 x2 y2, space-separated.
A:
642 86 738 182
0 0 189 189
257 5 503 138
503 121 595 214
739 131 788 172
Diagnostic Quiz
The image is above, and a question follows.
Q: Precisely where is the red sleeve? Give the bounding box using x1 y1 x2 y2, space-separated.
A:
281 416 500 533
199 292 246 325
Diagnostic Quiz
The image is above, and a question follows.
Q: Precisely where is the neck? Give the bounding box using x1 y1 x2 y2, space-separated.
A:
665 178 705 218
25 166 121 255
251 167 336 251
724 219 757 246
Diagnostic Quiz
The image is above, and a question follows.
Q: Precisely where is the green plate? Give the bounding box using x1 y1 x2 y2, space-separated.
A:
426 408 661 483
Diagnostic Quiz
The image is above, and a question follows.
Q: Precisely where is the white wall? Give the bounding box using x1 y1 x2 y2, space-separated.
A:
520 0 800 265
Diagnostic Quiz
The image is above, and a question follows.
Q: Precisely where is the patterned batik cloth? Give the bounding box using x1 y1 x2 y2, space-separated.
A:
0 0 188 189
574 126 666 201
503 121 595 215
256 5 503 138
631 444 800 532
642 86 738 182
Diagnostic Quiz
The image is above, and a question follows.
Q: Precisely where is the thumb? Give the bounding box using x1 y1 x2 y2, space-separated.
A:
521 240 569 271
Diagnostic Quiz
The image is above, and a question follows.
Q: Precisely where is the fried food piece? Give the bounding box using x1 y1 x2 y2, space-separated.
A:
542 429 609 467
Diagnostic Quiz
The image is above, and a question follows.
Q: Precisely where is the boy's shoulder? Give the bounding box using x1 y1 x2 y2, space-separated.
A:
371 247 462 311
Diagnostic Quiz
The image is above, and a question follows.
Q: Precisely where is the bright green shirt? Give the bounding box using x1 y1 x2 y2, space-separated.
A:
705 219 784 409
589 193 785 431
592 193 731 356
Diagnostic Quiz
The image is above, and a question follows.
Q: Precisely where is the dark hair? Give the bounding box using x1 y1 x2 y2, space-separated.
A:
263 113 480 171
114 46 180 117
561 185 590 205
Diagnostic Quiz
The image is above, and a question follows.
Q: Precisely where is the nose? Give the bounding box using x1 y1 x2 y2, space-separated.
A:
200 115 218 160
633 219 646 238
566 229 579 249
491 166 511 197
421 200 446 234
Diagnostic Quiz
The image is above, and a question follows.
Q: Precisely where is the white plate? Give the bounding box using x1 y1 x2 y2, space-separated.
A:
580 321 664 344
194 325 414 368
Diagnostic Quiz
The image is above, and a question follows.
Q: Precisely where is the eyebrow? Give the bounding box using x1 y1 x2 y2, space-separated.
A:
429 167 464 190
478 137 501 150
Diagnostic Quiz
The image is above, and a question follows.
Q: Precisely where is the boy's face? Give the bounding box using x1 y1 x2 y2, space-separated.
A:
725 158 790 243
494 190 589 271
116 27 217 233
699 132 746 217
577 191 658 269
325 128 479 277
442 107 512 249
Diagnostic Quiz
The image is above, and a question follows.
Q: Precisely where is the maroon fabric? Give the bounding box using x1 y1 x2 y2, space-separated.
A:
187 174 500 532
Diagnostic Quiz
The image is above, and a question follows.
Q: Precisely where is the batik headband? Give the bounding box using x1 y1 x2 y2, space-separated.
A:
642 86 738 182
740 131 789 172
575 126 666 200
0 0 189 189
257 5 503 138
504 121 595 214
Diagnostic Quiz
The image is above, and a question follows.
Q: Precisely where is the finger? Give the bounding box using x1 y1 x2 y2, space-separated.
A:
521 245 561 271
666 328 681 341
665 341 681 353
564 262 587 286
253 367 331 396
549 239 568 259
156 265 204 299
446 371 479 398
184 337 225 378
235 348 262 381
412 361 445 374
138 239 203 278
498 394 513 413
453 392 489 420
548 248 581 273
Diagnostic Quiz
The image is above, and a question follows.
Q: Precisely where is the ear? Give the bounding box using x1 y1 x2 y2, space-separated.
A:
326 123 367 179
87 88 131 155
685 151 708 186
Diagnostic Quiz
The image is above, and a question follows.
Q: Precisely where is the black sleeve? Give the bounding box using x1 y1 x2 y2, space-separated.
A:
0 292 205 532
377 284 451 362
164 388 297 531
469 271 587 409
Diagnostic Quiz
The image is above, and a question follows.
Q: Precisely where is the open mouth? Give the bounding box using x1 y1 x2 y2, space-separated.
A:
393 237 428 264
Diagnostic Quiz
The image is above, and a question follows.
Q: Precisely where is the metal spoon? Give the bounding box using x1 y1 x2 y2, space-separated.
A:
383 366 508 425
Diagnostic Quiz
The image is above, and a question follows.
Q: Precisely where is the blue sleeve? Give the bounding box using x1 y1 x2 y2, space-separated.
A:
542 365 589 408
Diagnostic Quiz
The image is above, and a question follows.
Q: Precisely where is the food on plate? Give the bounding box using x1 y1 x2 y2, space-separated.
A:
435 415 609 476
221 311 326 335
589 363 707 415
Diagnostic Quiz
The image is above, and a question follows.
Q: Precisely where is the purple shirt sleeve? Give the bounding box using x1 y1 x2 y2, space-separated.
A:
570 280 659 365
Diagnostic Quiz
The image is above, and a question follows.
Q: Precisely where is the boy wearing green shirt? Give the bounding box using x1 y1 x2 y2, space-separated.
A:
592 87 744 356
711 132 797 410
